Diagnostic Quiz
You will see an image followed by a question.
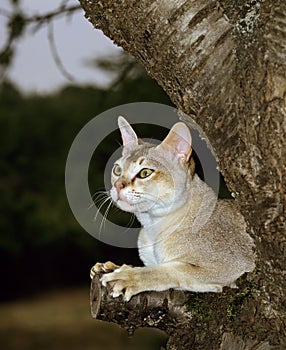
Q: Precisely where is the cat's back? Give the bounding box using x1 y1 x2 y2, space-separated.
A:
191 198 255 273
157 196 255 280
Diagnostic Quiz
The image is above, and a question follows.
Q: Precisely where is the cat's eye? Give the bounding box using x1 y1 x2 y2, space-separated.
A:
113 164 122 176
137 168 154 179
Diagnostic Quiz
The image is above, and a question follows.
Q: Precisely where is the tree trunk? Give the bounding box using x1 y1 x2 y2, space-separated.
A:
80 1 286 348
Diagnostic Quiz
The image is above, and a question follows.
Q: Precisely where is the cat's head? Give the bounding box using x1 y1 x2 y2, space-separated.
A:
110 116 193 216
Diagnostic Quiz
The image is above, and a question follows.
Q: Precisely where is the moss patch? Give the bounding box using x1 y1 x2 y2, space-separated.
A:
227 281 257 320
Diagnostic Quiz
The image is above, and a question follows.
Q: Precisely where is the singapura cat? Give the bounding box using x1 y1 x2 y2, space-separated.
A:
90 116 255 301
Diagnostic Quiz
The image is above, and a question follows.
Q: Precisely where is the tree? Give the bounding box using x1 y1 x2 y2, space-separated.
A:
79 1 286 349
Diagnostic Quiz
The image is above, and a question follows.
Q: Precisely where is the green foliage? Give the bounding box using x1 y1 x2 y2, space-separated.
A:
226 280 257 320
0 58 172 298
185 279 257 325
8 12 26 39
0 47 14 67
0 82 98 252
185 293 214 322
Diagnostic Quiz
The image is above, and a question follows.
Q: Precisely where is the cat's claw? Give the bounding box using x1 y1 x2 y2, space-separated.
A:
100 265 137 302
90 261 120 279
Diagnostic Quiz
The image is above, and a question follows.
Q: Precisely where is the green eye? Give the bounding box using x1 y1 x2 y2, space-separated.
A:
113 164 122 176
137 168 154 179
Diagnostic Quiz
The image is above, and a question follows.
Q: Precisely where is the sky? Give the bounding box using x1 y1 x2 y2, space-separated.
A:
0 0 121 93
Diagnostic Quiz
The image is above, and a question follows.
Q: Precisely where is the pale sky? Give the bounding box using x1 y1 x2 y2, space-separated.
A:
0 0 121 93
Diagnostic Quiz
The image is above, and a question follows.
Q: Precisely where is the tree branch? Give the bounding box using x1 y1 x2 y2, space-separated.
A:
47 20 76 83
0 3 81 74
26 5 81 28
90 273 191 337
90 272 280 349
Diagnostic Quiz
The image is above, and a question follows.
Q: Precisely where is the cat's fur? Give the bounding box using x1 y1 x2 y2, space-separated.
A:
91 116 255 301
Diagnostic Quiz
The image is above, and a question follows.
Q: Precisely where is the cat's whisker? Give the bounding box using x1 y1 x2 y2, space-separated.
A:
95 191 112 204
91 189 108 201
93 195 112 224
123 213 136 232
93 191 110 202
88 117 255 301
88 190 110 210
99 200 114 237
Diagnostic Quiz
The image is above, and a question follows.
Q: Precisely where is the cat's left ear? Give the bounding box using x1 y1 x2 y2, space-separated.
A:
118 116 138 153
158 122 192 162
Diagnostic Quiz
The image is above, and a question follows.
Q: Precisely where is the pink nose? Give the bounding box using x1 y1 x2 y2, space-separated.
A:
115 179 127 194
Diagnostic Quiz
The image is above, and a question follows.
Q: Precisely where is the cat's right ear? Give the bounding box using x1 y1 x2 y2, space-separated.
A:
157 122 192 163
118 116 138 153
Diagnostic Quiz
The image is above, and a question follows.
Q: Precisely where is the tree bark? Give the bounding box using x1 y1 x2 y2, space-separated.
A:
80 1 286 349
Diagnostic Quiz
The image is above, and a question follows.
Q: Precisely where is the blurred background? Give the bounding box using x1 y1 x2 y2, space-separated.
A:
0 1 230 349
0 1 171 349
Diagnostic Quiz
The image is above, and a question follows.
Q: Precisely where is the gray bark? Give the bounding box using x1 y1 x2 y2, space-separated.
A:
80 1 286 349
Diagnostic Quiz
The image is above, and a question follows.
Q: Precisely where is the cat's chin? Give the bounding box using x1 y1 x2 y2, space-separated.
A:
116 199 136 213
116 199 156 214
110 189 149 213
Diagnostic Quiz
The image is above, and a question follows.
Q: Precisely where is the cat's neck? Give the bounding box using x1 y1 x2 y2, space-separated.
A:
136 174 216 230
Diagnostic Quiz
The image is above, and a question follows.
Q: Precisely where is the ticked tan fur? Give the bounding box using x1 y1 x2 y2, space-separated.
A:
91 117 255 301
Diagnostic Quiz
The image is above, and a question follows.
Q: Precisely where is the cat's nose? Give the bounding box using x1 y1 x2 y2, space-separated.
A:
114 179 127 194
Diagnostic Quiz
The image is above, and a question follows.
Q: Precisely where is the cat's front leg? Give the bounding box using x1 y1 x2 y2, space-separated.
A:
101 262 224 301
101 263 184 301
90 261 120 279
101 264 151 301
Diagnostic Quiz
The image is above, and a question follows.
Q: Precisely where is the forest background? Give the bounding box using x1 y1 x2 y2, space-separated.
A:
0 50 174 350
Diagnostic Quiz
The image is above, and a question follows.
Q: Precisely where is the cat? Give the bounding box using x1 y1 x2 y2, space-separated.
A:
90 116 255 301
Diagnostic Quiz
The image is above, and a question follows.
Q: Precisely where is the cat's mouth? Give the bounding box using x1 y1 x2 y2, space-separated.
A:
112 192 153 213
110 186 161 214
117 195 143 207
114 197 142 213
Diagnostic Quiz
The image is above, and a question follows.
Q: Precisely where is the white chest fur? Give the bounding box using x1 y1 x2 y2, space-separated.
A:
137 228 160 266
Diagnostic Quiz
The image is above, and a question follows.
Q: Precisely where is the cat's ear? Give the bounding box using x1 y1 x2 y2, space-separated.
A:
118 116 138 152
158 122 192 162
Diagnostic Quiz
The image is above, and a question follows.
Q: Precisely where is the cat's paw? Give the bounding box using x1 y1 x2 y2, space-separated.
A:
100 265 143 302
90 261 120 279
